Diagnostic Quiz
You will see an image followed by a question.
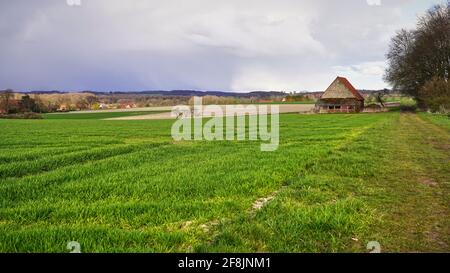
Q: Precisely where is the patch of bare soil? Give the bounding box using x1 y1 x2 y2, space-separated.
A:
200 220 221 233
414 114 450 153
419 178 439 187
425 230 449 249
252 196 276 211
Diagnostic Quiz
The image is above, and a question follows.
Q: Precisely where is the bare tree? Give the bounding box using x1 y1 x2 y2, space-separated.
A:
85 95 99 109
0 89 14 114
384 2 450 106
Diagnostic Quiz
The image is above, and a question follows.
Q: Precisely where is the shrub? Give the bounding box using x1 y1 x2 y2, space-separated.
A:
0 112 43 119
419 78 450 113
399 105 417 112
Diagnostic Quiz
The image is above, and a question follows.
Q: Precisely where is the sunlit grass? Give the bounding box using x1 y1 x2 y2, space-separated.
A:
0 112 448 252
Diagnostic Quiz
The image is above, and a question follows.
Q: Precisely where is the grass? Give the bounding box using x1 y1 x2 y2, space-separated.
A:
418 112 450 131
0 111 448 252
384 96 417 106
42 111 167 120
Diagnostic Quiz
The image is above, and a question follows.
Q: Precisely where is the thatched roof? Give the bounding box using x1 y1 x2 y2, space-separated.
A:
321 77 364 101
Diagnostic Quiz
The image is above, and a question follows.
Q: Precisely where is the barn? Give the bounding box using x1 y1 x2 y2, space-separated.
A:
315 77 365 113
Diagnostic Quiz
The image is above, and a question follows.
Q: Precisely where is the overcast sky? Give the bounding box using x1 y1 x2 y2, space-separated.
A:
0 0 442 92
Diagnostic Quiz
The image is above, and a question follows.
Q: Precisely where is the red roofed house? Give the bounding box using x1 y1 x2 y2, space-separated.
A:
315 77 365 113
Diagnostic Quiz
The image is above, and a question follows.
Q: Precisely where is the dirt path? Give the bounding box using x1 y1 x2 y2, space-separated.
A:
368 113 450 252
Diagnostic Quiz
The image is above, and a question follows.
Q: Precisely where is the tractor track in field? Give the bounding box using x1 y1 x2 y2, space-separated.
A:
370 113 450 252
0 140 178 181
413 114 450 155
197 113 450 253
0 144 144 180
406 114 450 250
193 117 388 250
3 112 448 252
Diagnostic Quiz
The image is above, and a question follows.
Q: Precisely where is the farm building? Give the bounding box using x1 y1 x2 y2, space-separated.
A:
315 77 365 113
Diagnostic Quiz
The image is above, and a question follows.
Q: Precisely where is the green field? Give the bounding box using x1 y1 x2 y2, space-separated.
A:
0 112 449 252
43 111 167 120
419 113 450 131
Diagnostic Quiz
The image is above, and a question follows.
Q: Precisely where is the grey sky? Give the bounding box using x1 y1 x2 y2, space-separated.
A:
0 0 441 91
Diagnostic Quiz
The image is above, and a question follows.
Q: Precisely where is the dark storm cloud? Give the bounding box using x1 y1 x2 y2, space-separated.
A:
0 0 440 91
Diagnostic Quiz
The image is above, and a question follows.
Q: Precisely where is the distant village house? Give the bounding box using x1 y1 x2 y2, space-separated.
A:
99 103 109 110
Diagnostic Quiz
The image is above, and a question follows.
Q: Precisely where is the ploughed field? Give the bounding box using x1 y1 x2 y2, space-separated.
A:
0 112 449 252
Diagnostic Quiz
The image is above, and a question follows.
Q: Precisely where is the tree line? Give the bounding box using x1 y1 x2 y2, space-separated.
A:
0 89 41 114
